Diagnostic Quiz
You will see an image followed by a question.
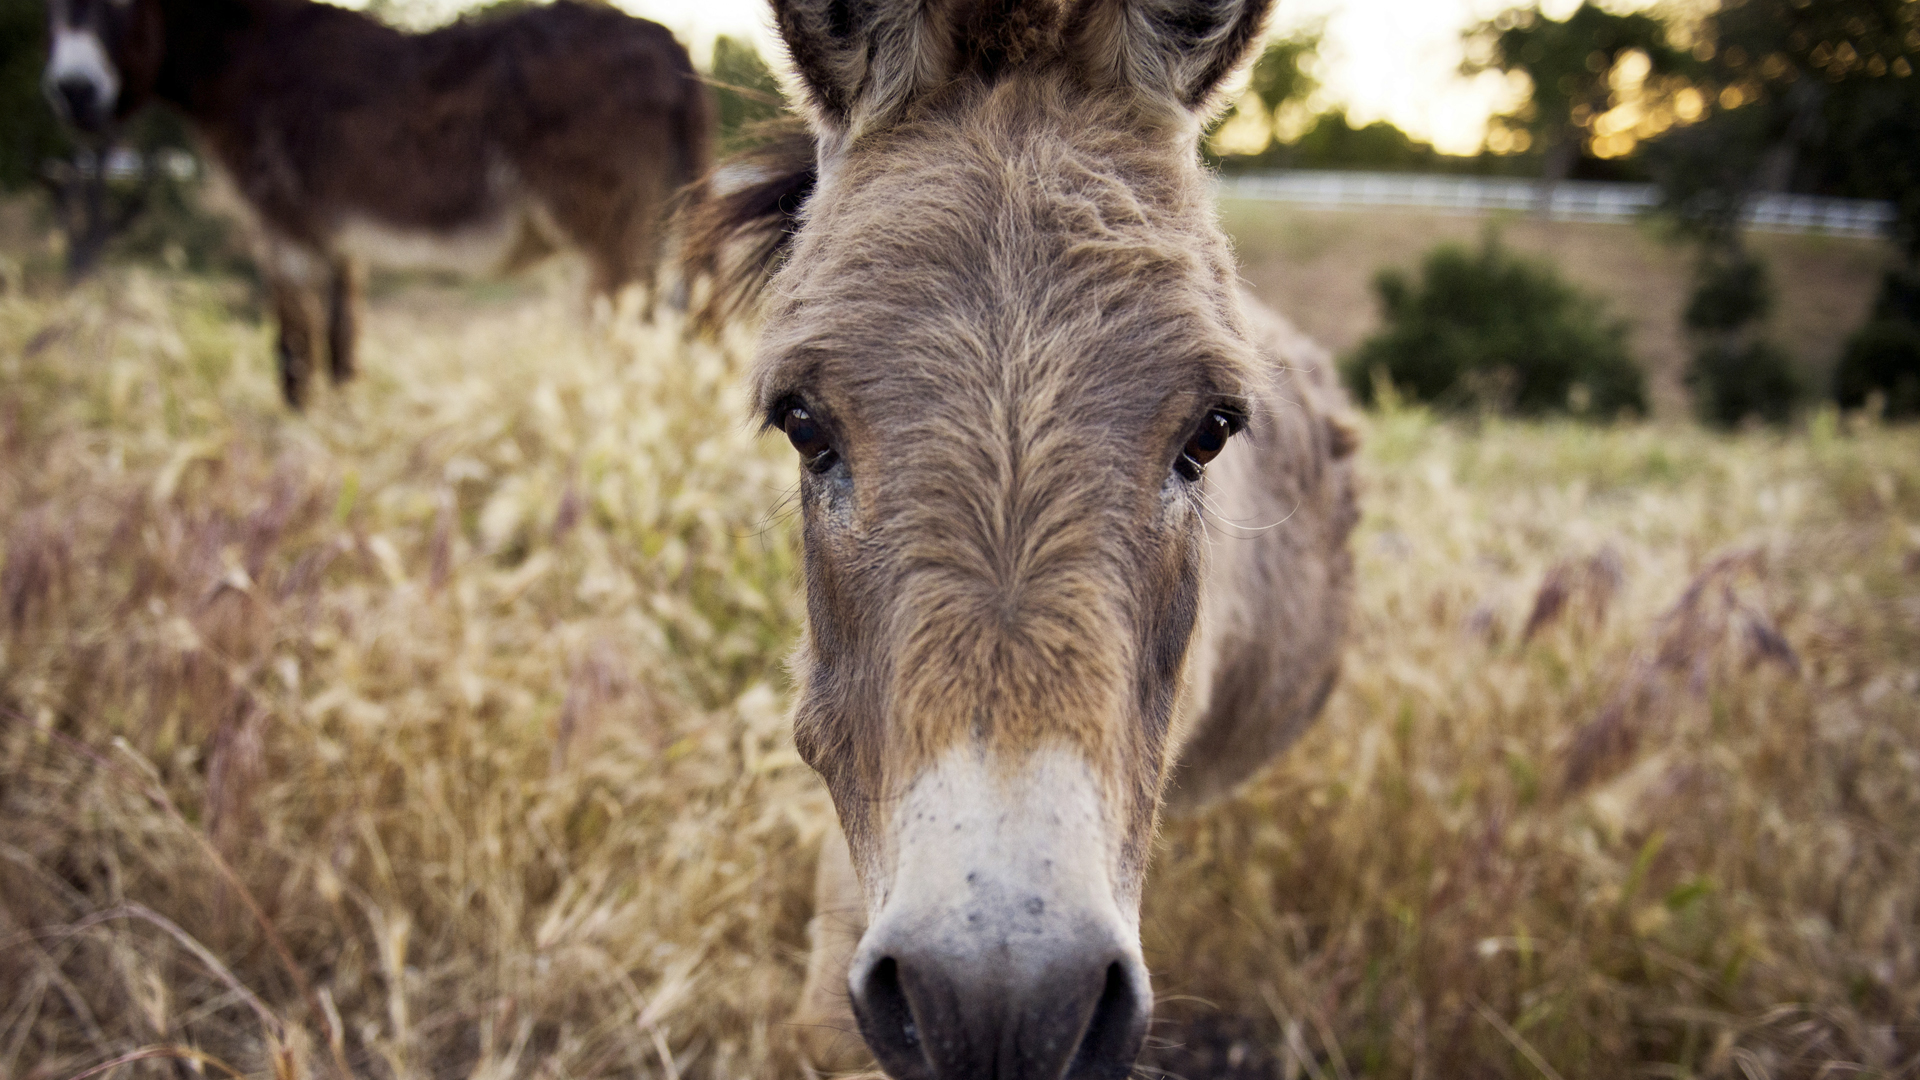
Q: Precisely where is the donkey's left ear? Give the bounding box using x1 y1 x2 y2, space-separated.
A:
1065 0 1275 114
770 0 964 141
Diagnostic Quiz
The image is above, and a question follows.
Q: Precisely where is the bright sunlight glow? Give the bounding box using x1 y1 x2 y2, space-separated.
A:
339 0 1667 156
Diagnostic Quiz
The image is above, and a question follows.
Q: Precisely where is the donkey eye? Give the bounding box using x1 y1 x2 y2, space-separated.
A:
1174 409 1237 481
782 404 839 473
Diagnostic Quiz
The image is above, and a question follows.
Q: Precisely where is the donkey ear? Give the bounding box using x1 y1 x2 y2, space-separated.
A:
771 0 962 137
1065 0 1275 113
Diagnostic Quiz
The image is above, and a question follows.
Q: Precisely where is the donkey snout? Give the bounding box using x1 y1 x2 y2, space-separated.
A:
850 747 1150 1077
850 926 1150 1080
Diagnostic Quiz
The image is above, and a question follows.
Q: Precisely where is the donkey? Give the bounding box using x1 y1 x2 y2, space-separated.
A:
43 0 711 408
682 0 1360 1075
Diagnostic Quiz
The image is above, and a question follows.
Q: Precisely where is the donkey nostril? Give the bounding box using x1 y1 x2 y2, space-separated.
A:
1069 962 1148 1079
869 958 916 1044
854 956 934 1079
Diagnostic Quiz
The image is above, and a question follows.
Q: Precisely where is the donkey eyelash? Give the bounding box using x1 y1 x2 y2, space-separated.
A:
1211 405 1250 434
763 393 808 432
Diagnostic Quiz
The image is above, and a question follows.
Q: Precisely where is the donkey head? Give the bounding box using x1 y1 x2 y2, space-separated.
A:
730 0 1276 1076
42 0 163 134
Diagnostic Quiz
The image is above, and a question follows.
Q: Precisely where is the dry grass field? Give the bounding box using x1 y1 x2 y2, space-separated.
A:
1 255 1917 1080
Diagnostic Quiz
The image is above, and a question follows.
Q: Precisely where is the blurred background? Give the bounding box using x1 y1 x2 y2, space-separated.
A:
1 1 1916 1079
5 0 1916 421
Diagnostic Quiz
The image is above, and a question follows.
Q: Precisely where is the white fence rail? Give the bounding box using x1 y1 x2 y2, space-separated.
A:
1219 169 1896 239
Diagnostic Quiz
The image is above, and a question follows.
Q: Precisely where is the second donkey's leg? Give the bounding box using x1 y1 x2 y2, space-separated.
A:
268 273 324 410
791 828 872 1072
327 257 364 385
262 238 328 409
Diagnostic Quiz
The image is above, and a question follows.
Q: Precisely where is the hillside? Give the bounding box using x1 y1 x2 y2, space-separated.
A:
1223 201 1894 419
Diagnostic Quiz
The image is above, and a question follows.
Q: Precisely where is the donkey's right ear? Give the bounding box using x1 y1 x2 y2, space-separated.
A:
1065 0 1275 115
771 0 961 140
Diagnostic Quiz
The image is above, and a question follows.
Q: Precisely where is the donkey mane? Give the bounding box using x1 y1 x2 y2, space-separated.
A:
680 120 818 333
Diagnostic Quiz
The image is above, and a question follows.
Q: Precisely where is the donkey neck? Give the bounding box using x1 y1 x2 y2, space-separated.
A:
151 0 390 122
149 0 260 118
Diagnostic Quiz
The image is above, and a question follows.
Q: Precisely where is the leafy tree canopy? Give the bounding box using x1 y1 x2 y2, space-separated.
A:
1466 2 1690 173
1648 0 1920 257
1245 31 1319 116
1642 0 1920 416
0 0 70 191
1207 32 1515 173
1289 111 1439 171
710 35 784 152
1207 31 1322 158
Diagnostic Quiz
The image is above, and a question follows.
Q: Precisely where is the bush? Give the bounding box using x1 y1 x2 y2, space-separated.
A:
1683 251 1772 333
1678 250 1803 427
1686 339 1804 427
1344 234 1646 418
1834 319 1920 418
1833 267 1920 418
1869 265 1920 325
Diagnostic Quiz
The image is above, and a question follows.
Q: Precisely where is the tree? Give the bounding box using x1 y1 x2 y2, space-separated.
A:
1244 31 1319 121
1206 30 1321 159
0 0 69 192
1646 0 1920 415
1466 3 1689 193
1208 30 1469 172
1288 111 1438 171
1681 252 1804 425
1651 0 1918 236
709 36 784 154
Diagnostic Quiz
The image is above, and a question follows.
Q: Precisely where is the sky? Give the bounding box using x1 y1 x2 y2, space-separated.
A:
349 0 1656 156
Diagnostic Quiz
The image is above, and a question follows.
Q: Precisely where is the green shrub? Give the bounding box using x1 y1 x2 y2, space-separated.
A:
1683 251 1772 333
1344 234 1646 418
1834 268 1920 418
1679 250 1803 427
0 0 70 191
1686 340 1804 427
1835 319 1920 418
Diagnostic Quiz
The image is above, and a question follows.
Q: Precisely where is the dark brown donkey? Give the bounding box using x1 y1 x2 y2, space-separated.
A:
683 0 1360 1076
44 0 710 408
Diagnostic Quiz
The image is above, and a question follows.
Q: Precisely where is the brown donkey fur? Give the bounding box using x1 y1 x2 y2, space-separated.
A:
45 0 710 408
682 1 1359 1076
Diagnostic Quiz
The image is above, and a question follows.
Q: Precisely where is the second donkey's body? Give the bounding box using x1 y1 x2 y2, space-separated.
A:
46 0 710 406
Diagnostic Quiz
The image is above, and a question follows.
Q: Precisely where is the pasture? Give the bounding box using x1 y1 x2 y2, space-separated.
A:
1 249 1916 1079
1220 200 1895 420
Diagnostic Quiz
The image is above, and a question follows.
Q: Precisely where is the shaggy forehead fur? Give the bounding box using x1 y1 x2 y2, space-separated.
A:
756 72 1264 866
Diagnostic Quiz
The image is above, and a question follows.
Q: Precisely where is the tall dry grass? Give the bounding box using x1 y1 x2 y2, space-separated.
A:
1145 407 1919 1079
1 267 1916 1080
